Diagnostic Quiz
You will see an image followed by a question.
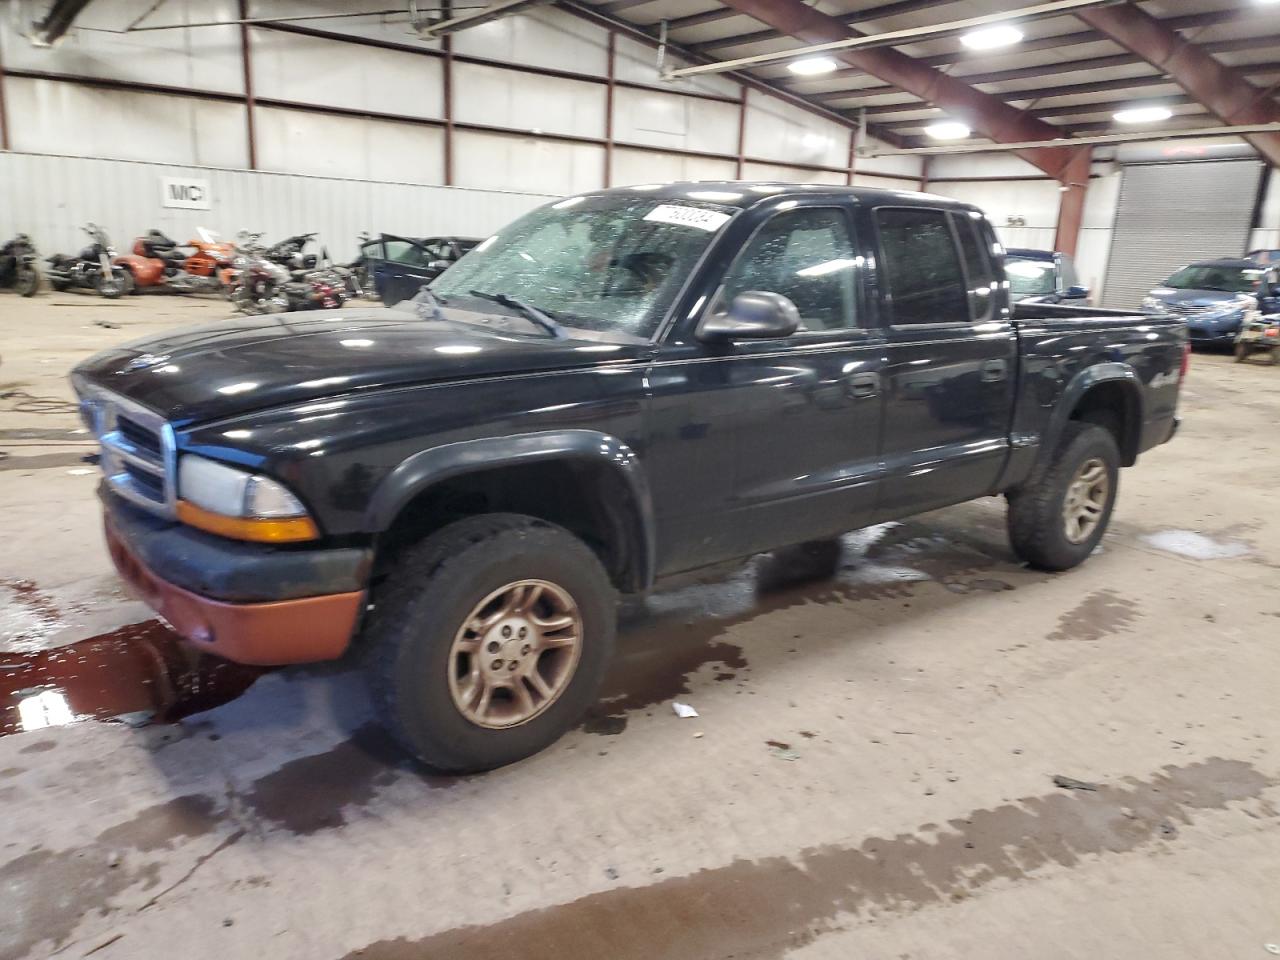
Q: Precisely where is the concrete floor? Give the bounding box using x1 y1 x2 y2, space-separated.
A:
2 291 1279 960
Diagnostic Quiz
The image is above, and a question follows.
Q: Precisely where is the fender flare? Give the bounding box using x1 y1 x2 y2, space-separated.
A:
1040 362 1144 468
366 429 656 589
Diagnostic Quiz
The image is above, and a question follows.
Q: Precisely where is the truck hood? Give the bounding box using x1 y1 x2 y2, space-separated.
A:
72 306 648 425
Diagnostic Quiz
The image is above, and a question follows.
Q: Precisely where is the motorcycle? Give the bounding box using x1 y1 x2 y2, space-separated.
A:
46 223 133 298
227 231 291 315
0 233 41 296
345 232 380 300
264 232 319 272
228 231 348 315
116 227 235 295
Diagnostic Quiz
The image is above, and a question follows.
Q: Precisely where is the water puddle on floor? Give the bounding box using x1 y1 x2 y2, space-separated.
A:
0 620 264 738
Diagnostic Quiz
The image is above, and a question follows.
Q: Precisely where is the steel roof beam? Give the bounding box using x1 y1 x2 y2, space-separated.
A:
1077 3 1280 168
711 0 1082 178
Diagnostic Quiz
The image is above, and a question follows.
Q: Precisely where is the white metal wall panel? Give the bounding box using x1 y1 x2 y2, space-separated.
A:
614 35 742 100
859 137 924 180
1250 168 1279 252
0 152 551 261
1075 170 1122 300
611 148 736 187
743 89 849 170
253 106 445 185
248 27 444 119
853 174 929 192
0 0 243 93
451 7 608 77
7 78 248 168
244 0 442 50
742 161 846 185
452 63 606 140
612 86 739 157
453 130 603 196
928 179 1062 236
1103 160 1265 309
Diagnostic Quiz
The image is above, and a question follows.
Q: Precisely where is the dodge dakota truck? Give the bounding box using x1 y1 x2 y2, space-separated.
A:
73 183 1186 772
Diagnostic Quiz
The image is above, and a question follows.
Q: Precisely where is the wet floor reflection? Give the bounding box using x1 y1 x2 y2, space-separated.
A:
0 620 264 737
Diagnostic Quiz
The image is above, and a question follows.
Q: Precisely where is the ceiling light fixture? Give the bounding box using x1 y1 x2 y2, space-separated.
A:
960 24 1023 50
925 121 971 140
787 56 838 76
1114 105 1174 124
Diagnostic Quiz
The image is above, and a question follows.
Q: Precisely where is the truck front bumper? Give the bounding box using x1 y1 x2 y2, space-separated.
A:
102 490 371 665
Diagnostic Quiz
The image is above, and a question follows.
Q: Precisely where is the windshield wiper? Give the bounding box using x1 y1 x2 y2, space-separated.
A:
468 289 568 339
411 285 447 321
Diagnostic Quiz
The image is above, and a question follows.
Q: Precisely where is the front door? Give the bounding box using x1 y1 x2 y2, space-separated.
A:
868 206 1016 520
374 234 435 305
646 202 885 573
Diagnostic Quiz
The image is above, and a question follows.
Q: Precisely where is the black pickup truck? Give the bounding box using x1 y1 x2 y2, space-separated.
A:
73 183 1186 772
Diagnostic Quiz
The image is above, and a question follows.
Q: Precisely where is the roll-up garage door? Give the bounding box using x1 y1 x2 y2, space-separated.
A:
1102 160 1264 309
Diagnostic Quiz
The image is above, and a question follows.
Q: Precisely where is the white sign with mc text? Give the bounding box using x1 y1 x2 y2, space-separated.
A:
161 177 211 210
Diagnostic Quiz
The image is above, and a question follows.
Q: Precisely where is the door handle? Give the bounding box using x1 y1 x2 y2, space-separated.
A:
980 359 1008 382
845 372 880 399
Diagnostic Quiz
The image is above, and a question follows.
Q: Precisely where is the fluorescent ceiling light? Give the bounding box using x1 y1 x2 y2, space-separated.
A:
1114 105 1174 124
961 24 1023 50
925 121 971 140
788 56 838 76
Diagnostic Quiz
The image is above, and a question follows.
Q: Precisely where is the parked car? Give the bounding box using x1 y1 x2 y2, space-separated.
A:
1004 248 1090 304
1143 257 1269 345
73 183 1186 773
368 234 481 305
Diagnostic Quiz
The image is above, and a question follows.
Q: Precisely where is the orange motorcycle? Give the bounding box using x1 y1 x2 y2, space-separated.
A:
115 228 235 294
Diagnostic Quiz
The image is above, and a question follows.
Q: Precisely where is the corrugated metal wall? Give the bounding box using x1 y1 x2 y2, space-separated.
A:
0 153 554 260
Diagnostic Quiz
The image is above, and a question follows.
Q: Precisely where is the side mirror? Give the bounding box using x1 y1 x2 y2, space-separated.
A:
428 259 452 272
1065 284 1090 299
698 291 800 342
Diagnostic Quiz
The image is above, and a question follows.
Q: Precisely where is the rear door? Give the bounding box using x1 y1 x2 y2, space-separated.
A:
867 206 1016 521
374 234 435 305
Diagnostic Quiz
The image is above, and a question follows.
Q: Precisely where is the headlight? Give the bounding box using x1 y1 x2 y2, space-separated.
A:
1142 296 1164 312
177 454 318 542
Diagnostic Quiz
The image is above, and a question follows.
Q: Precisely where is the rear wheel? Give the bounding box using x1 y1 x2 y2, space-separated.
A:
1007 422 1120 571
364 514 616 773
1234 342 1249 363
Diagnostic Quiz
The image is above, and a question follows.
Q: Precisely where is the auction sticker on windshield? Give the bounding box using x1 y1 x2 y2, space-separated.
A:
644 204 732 232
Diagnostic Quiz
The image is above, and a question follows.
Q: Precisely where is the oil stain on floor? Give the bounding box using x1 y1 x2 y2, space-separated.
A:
340 758 1274 960
1047 590 1141 642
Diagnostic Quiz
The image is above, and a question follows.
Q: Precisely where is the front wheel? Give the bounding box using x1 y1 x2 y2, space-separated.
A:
1007 422 1120 571
364 514 616 773
1234 342 1249 363
95 268 132 299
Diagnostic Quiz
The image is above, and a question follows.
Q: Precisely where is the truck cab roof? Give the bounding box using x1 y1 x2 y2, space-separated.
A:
588 181 980 213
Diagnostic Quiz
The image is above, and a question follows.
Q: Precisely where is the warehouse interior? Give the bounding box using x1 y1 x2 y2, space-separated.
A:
2 1 1279 958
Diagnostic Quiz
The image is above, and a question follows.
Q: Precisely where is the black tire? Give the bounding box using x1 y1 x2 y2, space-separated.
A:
365 513 616 773
50 278 70 292
1234 342 1249 363
1007 422 1120 572
15 265 40 297
95 268 131 299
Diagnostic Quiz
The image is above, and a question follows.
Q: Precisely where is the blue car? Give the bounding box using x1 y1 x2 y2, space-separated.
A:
1143 258 1272 345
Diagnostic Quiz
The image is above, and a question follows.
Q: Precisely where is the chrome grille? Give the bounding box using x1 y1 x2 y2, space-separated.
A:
1167 303 1217 317
78 386 176 517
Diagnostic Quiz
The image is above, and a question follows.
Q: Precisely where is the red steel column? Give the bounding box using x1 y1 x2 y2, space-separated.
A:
604 31 616 188
238 0 257 169
735 87 747 179
1053 147 1092 258
443 35 455 186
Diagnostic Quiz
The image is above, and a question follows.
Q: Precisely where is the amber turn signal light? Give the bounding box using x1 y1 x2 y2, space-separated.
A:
176 500 319 543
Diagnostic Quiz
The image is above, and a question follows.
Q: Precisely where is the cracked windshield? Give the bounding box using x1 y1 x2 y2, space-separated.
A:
425 194 737 341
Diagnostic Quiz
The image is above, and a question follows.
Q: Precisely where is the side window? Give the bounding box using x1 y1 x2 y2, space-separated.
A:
952 213 995 320
875 208 971 325
716 208 858 332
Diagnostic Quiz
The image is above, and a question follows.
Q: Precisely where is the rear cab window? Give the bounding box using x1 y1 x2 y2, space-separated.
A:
873 207 973 326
